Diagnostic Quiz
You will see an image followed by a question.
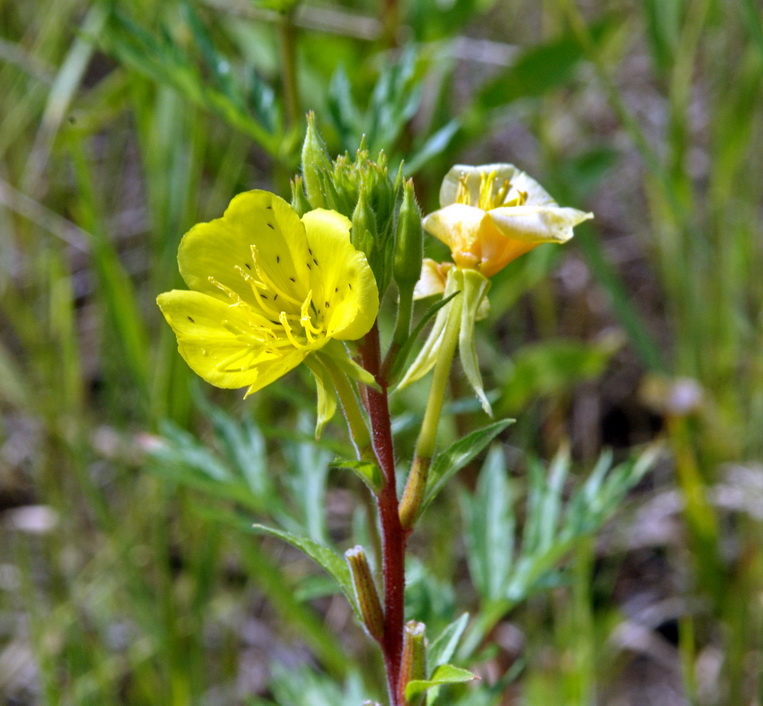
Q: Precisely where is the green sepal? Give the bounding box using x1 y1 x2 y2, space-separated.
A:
304 357 338 439
322 341 379 390
252 523 360 619
330 457 384 494
396 271 462 390
458 269 492 416
404 664 479 702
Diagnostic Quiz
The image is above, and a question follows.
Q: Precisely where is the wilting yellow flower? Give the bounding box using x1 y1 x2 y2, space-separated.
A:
157 190 379 404
422 163 593 278
400 164 591 415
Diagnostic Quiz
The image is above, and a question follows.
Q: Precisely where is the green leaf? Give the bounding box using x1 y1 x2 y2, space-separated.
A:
330 458 383 494
428 613 470 670
421 419 514 515
252 524 359 617
405 664 479 701
101 9 281 155
406 119 460 175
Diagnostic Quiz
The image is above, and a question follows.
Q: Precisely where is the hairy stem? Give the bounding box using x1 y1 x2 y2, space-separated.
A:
360 321 406 706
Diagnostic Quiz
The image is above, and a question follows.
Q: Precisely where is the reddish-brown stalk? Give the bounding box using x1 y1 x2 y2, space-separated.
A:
360 321 408 706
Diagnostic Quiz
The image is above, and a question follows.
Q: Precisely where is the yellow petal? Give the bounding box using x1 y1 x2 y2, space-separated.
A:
178 190 311 310
422 203 486 257
301 208 379 340
488 205 593 244
157 290 307 391
413 259 453 300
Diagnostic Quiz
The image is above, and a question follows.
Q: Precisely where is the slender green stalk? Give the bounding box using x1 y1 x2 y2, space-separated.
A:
399 295 462 528
322 355 374 460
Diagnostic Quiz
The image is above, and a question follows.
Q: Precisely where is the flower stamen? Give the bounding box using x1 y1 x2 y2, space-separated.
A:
250 245 303 308
279 311 307 349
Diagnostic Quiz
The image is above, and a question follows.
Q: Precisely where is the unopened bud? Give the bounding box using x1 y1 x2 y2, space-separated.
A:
301 112 331 208
345 545 384 642
290 176 311 216
351 187 377 261
393 178 424 291
399 620 427 705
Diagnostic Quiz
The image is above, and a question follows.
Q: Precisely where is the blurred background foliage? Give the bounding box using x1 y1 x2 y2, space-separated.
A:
1 0 762 703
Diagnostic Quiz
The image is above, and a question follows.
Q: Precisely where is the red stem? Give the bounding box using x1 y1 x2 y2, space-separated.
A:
360 322 407 706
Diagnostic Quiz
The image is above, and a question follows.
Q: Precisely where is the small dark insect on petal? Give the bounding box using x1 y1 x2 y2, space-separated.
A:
289 277 296 283
267 223 275 230
245 263 251 269
187 316 195 323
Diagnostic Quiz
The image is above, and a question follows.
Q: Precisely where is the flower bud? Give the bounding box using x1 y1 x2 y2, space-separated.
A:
345 545 385 643
290 176 311 217
300 112 331 208
399 620 427 705
352 187 377 263
393 178 424 292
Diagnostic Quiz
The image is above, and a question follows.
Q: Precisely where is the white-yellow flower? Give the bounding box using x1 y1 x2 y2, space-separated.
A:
400 164 592 416
422 163 593 279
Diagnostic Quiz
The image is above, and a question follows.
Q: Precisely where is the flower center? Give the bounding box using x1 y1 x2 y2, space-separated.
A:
208 253 328 359
455 171 528 210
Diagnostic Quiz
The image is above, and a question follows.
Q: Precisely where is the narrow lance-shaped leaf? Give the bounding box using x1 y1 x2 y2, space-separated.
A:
252 524 360 618
405 664 479 702
421 419 514 515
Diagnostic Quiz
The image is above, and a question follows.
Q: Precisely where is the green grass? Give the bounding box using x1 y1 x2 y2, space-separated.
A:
2 0 763 703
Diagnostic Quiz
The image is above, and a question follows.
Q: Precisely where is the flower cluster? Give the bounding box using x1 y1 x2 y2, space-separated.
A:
158 159 591 423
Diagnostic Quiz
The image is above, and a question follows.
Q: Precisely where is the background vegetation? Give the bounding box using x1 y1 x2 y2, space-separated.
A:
1 0 762 703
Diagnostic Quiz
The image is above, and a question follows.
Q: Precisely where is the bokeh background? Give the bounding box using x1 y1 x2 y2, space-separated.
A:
2 0 762 703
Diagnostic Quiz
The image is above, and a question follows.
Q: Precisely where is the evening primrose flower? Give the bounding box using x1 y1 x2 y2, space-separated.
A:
157 190 379 432
423 163 593 279
399 164 592 415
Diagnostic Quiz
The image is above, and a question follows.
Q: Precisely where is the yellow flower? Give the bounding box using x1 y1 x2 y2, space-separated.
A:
422 163 593 278
157 190 379 403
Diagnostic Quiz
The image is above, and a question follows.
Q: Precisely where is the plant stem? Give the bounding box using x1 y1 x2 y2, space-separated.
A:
399 295 462 527
381 286 414 381
321 355 373 460
360 321 406 706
